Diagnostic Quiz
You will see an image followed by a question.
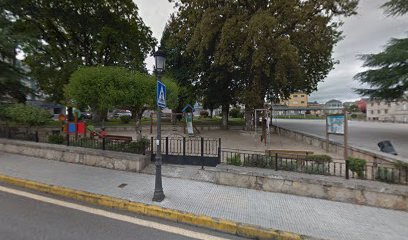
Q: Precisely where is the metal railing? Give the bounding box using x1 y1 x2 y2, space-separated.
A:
221 150 408 185
149 137 221 158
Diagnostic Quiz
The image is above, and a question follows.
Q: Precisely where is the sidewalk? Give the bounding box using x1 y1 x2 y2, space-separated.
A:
0 151 407 240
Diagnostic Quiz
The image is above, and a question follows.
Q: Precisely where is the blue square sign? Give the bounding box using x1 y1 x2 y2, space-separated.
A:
157 81 166 109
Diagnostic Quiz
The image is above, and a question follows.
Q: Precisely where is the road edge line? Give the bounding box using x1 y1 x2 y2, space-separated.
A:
0 173 305 240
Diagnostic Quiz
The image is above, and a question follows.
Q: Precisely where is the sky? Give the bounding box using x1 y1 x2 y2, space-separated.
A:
134 0 408 103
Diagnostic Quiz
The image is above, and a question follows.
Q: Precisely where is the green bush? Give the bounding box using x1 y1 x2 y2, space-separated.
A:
243 154 270 168
4 104 52 127
348 157 366 178
105 137 149 154
227 154 242 166
376 167 395 183
229 108 243 118
48 134 64 144
305 155 332 163
303 164 329 175
120 115 131 124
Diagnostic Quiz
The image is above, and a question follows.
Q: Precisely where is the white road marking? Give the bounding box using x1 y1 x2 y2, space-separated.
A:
0 186 230 240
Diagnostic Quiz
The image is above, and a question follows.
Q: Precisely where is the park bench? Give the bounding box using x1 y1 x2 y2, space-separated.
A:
104 135 132 143
265 149 314 158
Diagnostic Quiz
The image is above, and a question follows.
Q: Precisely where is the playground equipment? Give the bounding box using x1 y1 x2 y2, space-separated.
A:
182 104 195 136
149 104 200 136
60 109 87 140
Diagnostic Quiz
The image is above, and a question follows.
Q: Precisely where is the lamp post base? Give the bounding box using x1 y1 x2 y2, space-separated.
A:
152 190 165 202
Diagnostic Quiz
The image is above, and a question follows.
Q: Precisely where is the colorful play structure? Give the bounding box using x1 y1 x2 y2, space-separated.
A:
59 109 105 139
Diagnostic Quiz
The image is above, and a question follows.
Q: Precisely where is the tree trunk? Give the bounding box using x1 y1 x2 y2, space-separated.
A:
210 108 214 118
221 104 229 129
133 110 144 141
245 107 253 131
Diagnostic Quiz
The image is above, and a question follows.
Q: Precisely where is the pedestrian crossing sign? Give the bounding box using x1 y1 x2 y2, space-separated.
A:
157 81 166 109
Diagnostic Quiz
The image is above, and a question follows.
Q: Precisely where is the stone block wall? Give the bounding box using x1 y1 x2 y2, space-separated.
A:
0 139 149 172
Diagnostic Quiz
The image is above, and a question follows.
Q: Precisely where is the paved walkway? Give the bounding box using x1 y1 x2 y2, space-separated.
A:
0 152 407 240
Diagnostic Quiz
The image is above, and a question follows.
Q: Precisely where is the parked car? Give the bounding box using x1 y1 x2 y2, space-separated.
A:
80 112 92 120
108 110 132 119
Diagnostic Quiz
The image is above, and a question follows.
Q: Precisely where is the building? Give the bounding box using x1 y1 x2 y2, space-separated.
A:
281 92 308 107
356 98 368 113
366 99 408 123
325 99 343 114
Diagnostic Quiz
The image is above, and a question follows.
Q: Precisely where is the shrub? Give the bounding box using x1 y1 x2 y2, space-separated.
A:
303 164 329 175
226 154 242 166
243 154 270 168
48 134 64 144
229 108 243 118
4 104 52 127
348 157 366 178
106 137 149 154
376 167 395 183
304 155 332 163
120 115 131 124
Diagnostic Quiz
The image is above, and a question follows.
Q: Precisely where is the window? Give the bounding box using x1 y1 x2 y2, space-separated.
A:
301 95 305 98
301 101 305 104
371 102 374 106
293 95 298 98
371 110 374 114
384 109 388 114
377 110 381 114
388 103 391 107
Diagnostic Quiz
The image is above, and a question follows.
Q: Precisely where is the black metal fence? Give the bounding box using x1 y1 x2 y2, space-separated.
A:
66 135 148 155
150 137 221 166
221 150 408 185
0 126 39 142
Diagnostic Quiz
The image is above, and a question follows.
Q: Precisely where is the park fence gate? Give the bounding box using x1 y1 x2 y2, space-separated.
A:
150 137 221 167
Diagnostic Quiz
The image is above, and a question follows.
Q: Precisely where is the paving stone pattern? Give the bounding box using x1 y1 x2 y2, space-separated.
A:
0 152 407 240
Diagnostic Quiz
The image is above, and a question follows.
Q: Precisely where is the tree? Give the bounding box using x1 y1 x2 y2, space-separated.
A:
382 0 408 16
354 38 408 100
65 66 178 139
355 0 407 100
0 11 32 103
165 0 358 129
1 0 156 102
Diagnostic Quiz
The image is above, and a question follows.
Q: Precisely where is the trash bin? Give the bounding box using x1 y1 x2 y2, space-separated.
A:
378 140 398 155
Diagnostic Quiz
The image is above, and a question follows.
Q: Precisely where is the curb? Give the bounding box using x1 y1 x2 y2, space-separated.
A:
0 174 305 240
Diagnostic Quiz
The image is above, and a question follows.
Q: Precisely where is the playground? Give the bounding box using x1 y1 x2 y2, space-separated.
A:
109 126 344 161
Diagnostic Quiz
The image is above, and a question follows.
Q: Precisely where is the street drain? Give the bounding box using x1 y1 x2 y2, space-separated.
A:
118 183 128 188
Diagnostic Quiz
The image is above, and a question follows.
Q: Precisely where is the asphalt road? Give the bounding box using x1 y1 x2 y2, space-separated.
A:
273 119 408 159
0 184 244 240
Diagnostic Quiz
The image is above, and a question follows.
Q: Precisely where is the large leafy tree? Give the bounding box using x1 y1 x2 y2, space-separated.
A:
355 0 408 100
1 0 156 102
0 11 32 103
164 0 358 129
65 66 178 139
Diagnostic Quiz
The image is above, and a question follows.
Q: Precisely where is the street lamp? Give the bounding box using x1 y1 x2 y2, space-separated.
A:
152 48 166 202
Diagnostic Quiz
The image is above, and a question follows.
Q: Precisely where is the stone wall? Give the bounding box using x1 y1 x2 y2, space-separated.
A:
213 165 408 211
272 125 407 165
0 139 149 172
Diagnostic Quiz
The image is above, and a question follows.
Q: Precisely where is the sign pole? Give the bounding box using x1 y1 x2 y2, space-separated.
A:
344 110 349 179
325 115 329 152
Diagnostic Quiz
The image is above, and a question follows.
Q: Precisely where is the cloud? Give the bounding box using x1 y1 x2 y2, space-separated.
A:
310 0 408 103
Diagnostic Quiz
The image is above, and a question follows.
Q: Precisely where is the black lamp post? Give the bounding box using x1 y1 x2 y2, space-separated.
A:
152 48 166 202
